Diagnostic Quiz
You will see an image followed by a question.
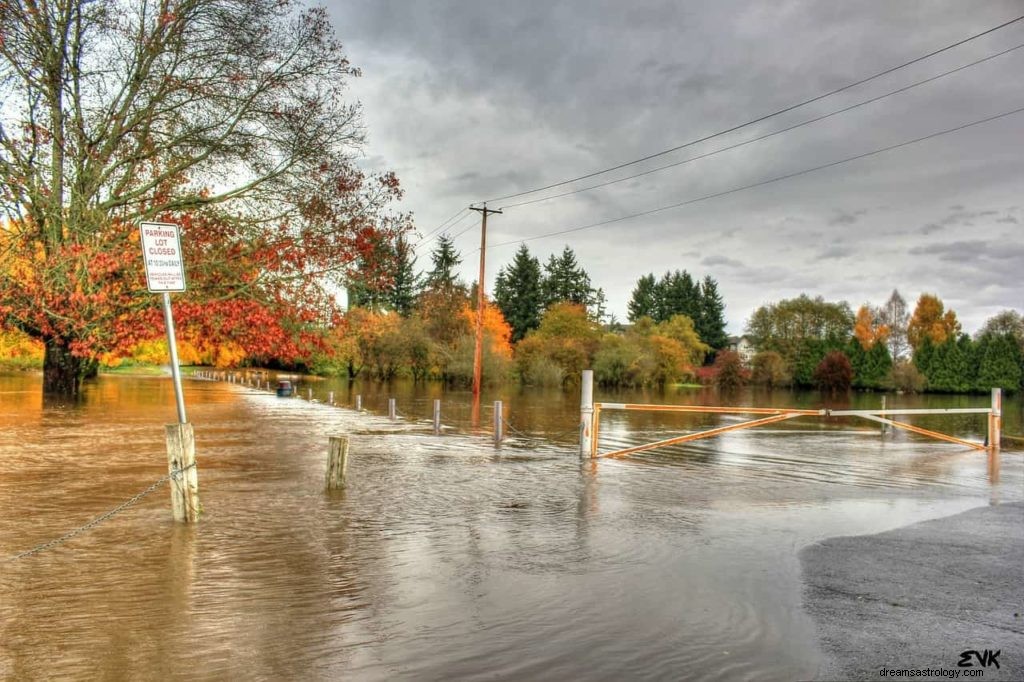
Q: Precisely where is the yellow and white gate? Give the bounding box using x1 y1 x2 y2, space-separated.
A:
577 370 1003 460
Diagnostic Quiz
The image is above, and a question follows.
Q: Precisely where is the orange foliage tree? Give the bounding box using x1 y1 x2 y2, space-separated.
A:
907 294 961 351
853 305 890 350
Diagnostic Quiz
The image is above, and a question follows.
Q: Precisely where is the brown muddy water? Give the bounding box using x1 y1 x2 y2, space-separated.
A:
1 372 1021 680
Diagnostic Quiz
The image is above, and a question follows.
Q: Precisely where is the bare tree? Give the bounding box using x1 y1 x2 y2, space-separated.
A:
0 0 371 395
878 289 909 360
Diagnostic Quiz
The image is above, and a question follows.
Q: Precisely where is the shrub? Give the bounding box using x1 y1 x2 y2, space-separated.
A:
813 350 853 392
713 350 748 390
751 350 791 388
888 359 926 393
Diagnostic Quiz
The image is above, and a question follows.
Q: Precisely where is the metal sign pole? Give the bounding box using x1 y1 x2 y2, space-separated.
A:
162 291 187 424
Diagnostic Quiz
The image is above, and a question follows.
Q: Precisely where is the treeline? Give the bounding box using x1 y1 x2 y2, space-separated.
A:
737 291 1022 393
312 236 725 388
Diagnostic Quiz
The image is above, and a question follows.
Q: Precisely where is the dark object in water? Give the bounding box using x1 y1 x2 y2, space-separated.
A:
276 380 293 397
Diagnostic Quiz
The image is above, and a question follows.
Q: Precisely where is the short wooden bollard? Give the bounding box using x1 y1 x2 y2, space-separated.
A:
308 388 313 401
328 391 335 405
433 399 441 434
880 395 887 436
388 398 396 420
493 400 503 446
989 388 1002 450
326 436 349 490
355 394 362 411
166 423 200 523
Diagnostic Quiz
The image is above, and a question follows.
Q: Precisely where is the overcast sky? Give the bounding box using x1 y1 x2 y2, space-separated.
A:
326 0 1024 335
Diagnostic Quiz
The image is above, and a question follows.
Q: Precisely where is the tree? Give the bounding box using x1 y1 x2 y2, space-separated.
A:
696 275 728 350
713 351 747 391
976 310 1024 351
813 351 853 393
516 302 600 386
423 235 464 292
628 274 659 322
908 294 960 351
656 270 700 322
493 244 544 342
542 246 594 309
751 351 791 388
387 236 419 317
1 0 393 396
878 289 910 359
975 332 1022 392
853 304 890 350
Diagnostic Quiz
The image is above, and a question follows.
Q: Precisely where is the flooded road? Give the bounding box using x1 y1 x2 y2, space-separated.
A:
1 373 1020 680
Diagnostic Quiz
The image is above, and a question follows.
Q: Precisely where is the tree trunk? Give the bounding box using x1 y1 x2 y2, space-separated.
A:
43 338 84 397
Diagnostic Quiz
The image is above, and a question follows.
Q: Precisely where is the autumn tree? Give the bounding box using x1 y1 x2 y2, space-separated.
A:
813 351 853 393
1 0 403 396
853 305 890 350
493 244 544 342
907 294 960 351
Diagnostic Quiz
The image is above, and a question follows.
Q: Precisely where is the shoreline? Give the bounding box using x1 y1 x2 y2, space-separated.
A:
800 501 1024 681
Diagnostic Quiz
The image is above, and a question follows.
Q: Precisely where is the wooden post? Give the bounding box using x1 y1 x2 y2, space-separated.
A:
494 400 503 446
388 398 396 420
166 423 199 523
356 394 362 411
308 388 313 401
989 388 1002 450
433 399 441 435
880 395 887 436
328 391 335 405
326 436 349 490
580 369 594 459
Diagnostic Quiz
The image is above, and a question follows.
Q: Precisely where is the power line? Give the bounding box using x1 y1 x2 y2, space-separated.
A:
484 105 1024 250
415 209 475 252
498 42 1024 210
481 13 1024 205
417 206 469 244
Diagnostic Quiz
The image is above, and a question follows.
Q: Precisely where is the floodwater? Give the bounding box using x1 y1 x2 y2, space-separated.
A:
1 372 1020 680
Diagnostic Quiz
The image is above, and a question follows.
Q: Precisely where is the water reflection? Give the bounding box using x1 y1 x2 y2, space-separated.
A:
0 372 1021 680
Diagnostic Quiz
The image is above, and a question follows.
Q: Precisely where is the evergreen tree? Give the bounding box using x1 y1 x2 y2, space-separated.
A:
493 245 544 342
657 270 699 322
423 234 464 292
542 246 594 308
976 332 1023 391
628 273 658 322
924 335 973 392
696 275 728 350
387 236 418 317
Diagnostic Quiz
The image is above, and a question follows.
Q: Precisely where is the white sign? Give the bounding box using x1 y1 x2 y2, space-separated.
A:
140 221 186 292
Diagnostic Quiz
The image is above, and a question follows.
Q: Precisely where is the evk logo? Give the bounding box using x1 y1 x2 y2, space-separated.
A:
958 649 1000 669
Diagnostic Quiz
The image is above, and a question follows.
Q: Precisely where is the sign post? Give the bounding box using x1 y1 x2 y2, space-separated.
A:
140 221 198 522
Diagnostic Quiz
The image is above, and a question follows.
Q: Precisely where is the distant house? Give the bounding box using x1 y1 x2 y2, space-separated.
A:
727 336 755 365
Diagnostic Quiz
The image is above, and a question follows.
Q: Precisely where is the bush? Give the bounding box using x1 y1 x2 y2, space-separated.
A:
888 359 926 393
813 350 853 392
751 350 791 388
520 355 566 387
713 350 748 390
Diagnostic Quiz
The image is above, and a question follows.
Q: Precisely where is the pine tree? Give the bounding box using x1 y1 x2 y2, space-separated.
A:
387 236 418 317
976 332 1023 391
657 270 699 322
542 246 594 308
628 273 658 322
493 244 544 342
696 275 728 350
423 234 464 292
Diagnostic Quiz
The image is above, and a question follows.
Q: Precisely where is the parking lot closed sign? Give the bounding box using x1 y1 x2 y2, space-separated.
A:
140 221 186 292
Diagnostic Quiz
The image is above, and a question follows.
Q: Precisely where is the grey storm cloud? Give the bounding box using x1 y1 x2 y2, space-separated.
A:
331 0 1024 333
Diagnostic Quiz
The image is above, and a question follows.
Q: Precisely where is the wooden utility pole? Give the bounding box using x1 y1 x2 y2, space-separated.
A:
468 204 502 403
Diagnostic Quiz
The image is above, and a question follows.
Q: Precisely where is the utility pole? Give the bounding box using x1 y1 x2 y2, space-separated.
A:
468 203 502 404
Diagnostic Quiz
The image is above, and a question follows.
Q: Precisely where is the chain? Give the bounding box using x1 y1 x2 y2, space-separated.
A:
3 463 196 562
502 416 583 443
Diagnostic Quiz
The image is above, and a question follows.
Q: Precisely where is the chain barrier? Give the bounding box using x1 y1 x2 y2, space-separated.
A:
502 416 583 444
3 463 197 563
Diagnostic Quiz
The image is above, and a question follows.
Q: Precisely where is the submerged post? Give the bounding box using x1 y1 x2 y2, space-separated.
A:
328 391 335 405
880 395 887 436
326 436 349 490
166 423 199 522
356 394 362 411
433 399 441 435
388 398 396 420
494 400 503 446
580 369 594 459
989 388 1002 450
